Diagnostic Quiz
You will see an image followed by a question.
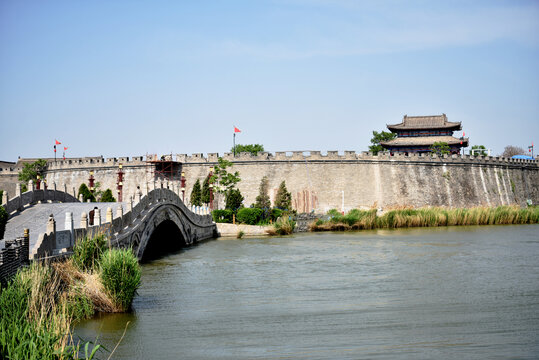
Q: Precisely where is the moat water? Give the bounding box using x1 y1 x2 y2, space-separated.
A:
75 225 539 359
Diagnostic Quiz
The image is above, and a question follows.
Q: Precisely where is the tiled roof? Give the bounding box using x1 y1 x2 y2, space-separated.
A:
381 136 469 147
387 114 462 131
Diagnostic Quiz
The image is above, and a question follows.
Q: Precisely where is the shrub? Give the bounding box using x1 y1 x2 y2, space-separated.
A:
236 207 263 225
0 205 7 240
254 176 271 210
270 208 283 222
201 174 211 205
273 216 296 235
100 248 141 312
212 209 234 223
100 189 116 202
73 234 107 271
275 181 292 211
190 179 202 207
78 183 96 202
225 188 244 211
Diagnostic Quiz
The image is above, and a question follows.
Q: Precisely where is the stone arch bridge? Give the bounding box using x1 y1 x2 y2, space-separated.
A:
2 186 217 261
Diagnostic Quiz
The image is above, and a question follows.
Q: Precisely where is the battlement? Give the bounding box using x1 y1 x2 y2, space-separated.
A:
175 151 537 166
1 152 536 174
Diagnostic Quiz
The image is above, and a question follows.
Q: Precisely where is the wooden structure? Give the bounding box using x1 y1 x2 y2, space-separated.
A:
381 114 468 154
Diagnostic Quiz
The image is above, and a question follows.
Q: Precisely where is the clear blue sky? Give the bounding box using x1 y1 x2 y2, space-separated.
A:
1 0 538 160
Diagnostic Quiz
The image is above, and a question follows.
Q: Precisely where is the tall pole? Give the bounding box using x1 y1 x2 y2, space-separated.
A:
117 164 124 202
233 132 236 157
181 171 186 202
209 166 214 211
89 171 95 194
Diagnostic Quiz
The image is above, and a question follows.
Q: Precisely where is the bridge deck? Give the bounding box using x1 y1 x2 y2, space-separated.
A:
2 202 123 251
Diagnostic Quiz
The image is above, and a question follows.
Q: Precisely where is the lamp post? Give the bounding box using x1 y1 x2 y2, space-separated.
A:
209 166 214 211
36 175 41 190
117 164 124 202
181 171 186 202
89 171 95 194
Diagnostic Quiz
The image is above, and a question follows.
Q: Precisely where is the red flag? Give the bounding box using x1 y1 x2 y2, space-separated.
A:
463 132 465 137
64 147 68 151
55 139 61 145
234 126 241 133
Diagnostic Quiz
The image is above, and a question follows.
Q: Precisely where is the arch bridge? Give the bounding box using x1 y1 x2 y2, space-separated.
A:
2 186 217 261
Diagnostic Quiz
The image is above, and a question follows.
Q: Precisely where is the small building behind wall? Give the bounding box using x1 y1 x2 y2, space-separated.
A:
381 114 468 154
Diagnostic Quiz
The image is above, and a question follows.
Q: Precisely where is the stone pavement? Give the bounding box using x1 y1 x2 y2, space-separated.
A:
2 202 123 251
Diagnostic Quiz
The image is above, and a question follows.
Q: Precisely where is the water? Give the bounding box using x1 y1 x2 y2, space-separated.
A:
75 225 539 359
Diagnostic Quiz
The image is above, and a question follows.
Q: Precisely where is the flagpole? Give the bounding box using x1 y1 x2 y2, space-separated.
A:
233 132 236 157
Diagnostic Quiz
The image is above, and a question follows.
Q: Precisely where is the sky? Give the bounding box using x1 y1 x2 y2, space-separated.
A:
1 0 538 161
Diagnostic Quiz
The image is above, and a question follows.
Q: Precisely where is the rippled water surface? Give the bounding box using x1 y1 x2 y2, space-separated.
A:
75 225 539 359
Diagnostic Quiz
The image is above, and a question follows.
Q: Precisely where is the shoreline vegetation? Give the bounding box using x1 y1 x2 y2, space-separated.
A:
0 234 141 359
310 206 539 231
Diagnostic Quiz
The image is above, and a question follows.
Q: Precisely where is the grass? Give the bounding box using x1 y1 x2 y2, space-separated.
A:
99 248 141 312
310 206 539 231
0 234 142 359
237 230 245 239
0 262 103 359
72 234 107 271
269 216 296 235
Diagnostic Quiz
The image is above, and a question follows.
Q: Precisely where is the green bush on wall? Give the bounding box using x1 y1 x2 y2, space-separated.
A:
236 207 263 225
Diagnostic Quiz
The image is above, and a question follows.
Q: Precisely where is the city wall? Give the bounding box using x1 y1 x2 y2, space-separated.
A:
1 151 538 212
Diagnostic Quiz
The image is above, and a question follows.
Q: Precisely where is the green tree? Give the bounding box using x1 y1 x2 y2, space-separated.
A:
78 183 96 202
254 176 271 209
225 188 244 211
275 181 292 211
190 179 202 206
431 142 451 156
100 189 116 202
231 144 264 156
18 159 47 189
470 145 488 156
369 131 396 155
211 157 241 195
201 174 211 204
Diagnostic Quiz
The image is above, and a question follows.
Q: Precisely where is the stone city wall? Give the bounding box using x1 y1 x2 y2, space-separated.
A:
1 152 538 212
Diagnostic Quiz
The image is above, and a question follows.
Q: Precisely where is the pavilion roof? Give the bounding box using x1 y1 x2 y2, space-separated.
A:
381 135 469 147
387 114 462 131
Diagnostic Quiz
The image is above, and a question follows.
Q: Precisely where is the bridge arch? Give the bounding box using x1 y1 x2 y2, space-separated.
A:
135 203 195 261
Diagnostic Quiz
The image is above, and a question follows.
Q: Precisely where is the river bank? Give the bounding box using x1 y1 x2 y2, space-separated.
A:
310 205 539 231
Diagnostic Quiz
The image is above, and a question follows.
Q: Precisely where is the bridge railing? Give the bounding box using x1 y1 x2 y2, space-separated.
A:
2 182 79 217
31 187 213 259
0 231 30 285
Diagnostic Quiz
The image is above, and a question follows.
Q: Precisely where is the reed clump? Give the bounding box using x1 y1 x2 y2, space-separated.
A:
0 234 142 359
272 216 296 235
310 206 539 231
0 262 102 359
99 248 141 312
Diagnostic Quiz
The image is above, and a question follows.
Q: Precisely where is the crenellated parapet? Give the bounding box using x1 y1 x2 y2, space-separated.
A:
2 152 535 173
174 150 537 167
